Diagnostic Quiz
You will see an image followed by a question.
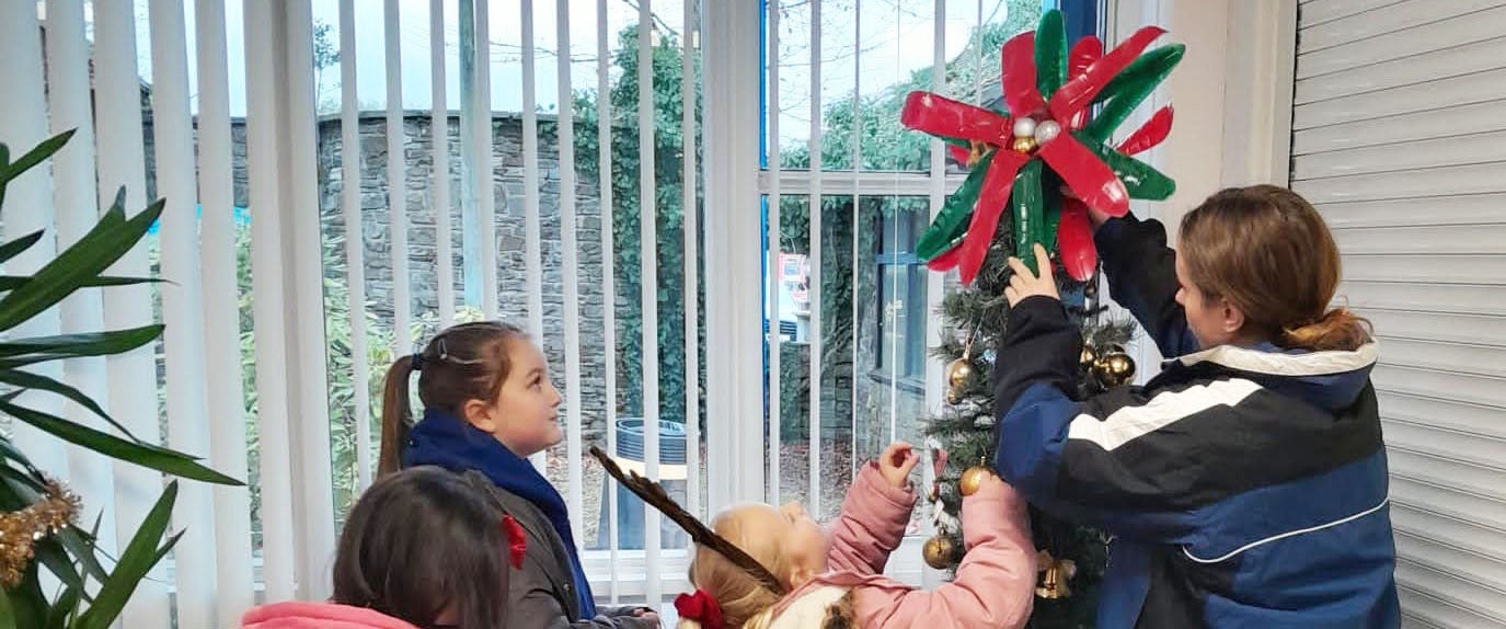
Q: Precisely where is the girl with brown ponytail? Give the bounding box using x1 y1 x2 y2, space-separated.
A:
992 186 1399 628
378 322 657 628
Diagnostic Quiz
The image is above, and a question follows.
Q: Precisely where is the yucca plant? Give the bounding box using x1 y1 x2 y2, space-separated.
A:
0 131 241 628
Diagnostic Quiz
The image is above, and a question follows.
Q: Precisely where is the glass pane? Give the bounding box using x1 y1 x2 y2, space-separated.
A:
765 0 1043 173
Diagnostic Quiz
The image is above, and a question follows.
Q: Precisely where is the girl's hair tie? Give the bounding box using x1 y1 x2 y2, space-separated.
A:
674 589 725 629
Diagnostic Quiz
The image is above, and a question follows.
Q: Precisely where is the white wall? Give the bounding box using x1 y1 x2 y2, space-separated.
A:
1101 0 1297 376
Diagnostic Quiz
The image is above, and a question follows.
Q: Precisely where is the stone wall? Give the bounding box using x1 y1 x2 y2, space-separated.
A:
313 111 612 436
145 111 612 436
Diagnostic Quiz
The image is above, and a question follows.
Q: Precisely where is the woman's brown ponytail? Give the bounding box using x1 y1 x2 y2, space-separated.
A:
378 354 417 476
1282 307 1373 352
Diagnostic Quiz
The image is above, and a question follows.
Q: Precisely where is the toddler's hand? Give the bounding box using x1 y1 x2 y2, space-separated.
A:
878 442 919 489
1004 243 1060 307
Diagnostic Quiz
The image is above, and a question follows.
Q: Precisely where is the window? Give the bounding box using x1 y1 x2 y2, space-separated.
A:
759 0 1087 538
874 201 929 384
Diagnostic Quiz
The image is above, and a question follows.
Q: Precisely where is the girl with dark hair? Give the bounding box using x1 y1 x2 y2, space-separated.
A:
242 466 514 628
376 321 656 628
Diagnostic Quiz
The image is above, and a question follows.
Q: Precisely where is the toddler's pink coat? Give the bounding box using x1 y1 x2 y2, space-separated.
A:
762 462 1035 628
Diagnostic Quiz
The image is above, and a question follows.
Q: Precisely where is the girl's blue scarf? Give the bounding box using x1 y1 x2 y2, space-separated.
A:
402 410 596 618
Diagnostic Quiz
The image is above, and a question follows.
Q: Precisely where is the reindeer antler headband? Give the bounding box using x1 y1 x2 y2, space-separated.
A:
589 447 789 595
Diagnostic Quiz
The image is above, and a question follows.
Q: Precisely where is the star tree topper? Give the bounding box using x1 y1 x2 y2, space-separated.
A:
901 10 1182 285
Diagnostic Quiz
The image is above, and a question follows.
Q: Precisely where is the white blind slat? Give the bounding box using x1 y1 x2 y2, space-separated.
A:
682 0 702 519
1297 5 1506 79
1378 391 1506 438
1376 337 1506 377
520 0 547 474
1293 130 1506 181
1332 224 1506 255
1338 253 1506 284
597 0 621 600
46 0 117 569
1395 531 1506 593
1395 561 1506 624
765 0 782 507
808 0 824 521
475 0 500 320
1391 503 1506 563
93 0 174 622
1292 67 1506 130
0 0 68 548
1398 586 1506 629
384 0 412 355
1299 0 1409 27
556 0 584 550
149 0 221 622
1383 419 1506 470
1392 477 1506 532
1299 0 1504 52
1317 194 1506 228
1388 448 1506 502
1339 281 1506 316
1294 162 1506 205
285 1 339 601
432 0 455 328
637 0 663 603
195 0 256 619
1293 100 1506 156
1372 364 1506 409
341 0 373 487
1295 36 1506 105
243 0 298 601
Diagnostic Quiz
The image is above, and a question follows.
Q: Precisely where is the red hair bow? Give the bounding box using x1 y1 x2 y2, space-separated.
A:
674 590 724 629
501 515 527 570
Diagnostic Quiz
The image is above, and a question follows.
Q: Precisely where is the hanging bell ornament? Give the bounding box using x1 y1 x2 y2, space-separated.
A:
958 465 992 497
1036 561 1074 599
1094 352 1137 388
1012 136 1038 154
923 535 959 569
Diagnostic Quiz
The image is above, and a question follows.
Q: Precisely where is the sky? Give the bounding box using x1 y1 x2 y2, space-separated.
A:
66 0 1025 141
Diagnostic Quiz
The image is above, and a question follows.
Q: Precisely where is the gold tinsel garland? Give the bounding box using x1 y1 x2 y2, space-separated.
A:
0 479 81 587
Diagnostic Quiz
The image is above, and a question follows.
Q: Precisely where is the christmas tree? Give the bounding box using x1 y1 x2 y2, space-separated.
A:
899 8 1183 627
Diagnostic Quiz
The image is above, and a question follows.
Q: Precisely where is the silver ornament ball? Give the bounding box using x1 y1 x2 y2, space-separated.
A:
1035 120 1063 144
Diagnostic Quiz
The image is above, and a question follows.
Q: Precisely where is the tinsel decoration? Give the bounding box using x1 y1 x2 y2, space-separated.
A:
0 479 81 588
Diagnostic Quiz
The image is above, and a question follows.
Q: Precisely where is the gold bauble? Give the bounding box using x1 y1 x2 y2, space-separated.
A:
945 389 963 406
923 535 959 569
1036 563 1073 599
946 357 975 390
1012 136 1038 154
958 466 991 497
1079 346 1098 370
1094 352 1136 387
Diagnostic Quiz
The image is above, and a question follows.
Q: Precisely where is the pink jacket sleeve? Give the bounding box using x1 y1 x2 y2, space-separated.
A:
826 463 916 575
854 480 1036 629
